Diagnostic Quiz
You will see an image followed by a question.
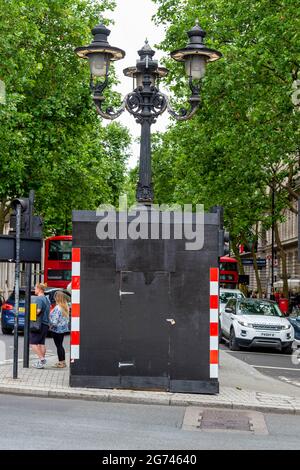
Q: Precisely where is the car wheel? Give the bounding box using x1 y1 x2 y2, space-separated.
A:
282 344 294 355
229 328 240 351
1 327 13 335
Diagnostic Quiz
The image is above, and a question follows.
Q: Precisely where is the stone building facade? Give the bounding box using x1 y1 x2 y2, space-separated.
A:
242 208 299 294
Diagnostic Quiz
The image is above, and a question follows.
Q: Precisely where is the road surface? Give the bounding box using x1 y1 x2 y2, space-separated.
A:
220 343 300 388
0 394 300 450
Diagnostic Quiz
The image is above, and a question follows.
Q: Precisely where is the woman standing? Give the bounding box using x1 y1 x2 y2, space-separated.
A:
49 291 69 368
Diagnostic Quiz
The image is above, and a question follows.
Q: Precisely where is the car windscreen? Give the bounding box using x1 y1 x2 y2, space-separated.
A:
220 292 244 303
45 290 71 304
238 301 283 317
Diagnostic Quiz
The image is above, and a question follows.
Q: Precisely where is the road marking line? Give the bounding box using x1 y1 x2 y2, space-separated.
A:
252 365 300 372
278 376 300 387
224 350 295 358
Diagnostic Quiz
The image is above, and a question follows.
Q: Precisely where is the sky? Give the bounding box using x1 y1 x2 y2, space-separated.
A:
103 0 171 168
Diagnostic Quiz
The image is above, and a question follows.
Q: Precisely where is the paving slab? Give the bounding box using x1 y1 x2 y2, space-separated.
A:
0 350 300 414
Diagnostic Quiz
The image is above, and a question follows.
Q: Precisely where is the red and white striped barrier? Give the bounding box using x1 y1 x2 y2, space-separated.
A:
71 248 81 361
209 267 219 378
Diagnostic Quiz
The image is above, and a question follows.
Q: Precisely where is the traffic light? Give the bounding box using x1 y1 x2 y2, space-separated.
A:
11 197 29 213
218 229 230 257
210 206 230 257
219 229 230 257
10 198 29 235
223 231 230 256
10 197 43 238
31 215 43 238
224 231 230 255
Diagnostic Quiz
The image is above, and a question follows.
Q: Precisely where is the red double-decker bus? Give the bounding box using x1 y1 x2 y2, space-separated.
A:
44 235 72 289
219 256 239 289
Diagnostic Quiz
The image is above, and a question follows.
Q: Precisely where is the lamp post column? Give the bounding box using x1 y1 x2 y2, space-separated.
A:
137 118 153 203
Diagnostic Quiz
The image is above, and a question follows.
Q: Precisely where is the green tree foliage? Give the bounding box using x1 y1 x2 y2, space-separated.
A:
122 166 138 208
151 0 300 294
153 0 300 291
0 0 131 234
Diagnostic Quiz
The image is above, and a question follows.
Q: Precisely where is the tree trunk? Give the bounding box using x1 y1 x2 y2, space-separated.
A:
231 239 248 296
250 223 263 298
251 243 263 298
231 239 245 274
274 222 289 298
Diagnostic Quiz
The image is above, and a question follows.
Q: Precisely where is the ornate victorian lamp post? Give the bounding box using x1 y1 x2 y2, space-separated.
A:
75 20 221 203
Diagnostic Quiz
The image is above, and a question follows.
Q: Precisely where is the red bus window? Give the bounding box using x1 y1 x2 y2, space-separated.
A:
47 269 72 281
220 274 235 281
219 262 238 272
48 240 72 261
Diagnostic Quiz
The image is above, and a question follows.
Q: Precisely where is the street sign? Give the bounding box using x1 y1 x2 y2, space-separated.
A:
241 258 266 268
256 258 266 269
0 236 42 263
30 303 37 321
241 259 253 266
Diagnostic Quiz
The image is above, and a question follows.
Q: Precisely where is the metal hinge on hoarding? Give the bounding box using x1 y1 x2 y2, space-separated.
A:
119 290 135 297
166 318 176 325
118 362 135 368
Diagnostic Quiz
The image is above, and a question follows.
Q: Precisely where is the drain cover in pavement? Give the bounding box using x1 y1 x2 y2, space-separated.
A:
182 407 268 435
200 409 250 431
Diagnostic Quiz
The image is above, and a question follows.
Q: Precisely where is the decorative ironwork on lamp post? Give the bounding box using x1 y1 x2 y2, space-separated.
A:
75 20 222 204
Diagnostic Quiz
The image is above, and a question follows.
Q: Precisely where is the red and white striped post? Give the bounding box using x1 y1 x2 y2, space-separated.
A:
71 248 81 361
209 267 219 378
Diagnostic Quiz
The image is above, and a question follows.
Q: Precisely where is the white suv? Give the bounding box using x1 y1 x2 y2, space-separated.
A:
220 298 294 354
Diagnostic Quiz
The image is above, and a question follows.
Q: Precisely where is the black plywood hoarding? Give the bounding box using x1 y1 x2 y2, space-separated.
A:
71 210 220 394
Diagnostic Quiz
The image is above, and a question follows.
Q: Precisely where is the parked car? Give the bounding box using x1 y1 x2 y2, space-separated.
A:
1 287 71 335
220 298 294 354
287 311 300 348
1 289 34 334
219 288 245 314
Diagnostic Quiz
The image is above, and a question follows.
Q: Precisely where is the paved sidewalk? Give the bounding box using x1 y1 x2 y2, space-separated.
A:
0 351 300 414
